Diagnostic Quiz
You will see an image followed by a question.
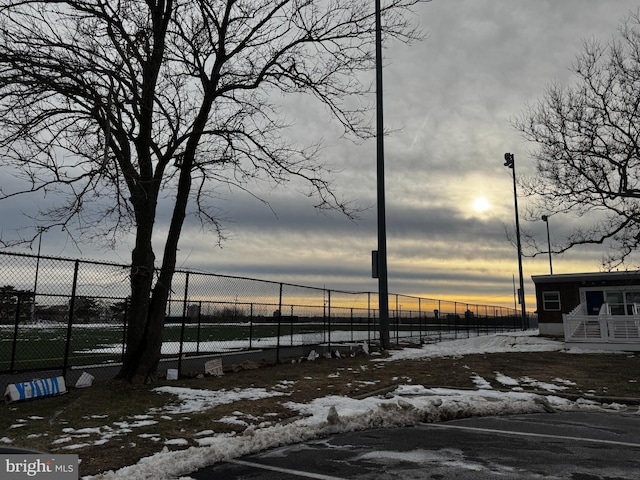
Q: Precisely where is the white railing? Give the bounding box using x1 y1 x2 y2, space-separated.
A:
564 303 640 343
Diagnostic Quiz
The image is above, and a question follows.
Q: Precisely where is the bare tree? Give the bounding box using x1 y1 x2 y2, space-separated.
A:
513 11 640 270
0 0 425 382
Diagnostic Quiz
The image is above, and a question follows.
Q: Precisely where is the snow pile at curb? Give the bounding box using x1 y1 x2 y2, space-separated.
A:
86 386 623 480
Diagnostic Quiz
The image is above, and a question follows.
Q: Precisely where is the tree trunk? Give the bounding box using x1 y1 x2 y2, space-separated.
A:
117 212 161 383
117 143 196 383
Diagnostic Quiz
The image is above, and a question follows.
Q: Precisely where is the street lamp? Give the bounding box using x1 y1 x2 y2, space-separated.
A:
375 0 390 349
504 153 527 330
541 215 553 275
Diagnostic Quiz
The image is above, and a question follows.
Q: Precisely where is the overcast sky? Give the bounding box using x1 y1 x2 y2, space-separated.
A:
3 0 640 311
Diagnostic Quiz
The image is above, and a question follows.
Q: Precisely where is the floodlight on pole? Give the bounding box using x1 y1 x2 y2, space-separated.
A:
542 215 553 275
504 153 528 330
375 0 390 349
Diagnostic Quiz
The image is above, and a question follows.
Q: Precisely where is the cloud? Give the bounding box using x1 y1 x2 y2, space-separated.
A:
2 0 639 310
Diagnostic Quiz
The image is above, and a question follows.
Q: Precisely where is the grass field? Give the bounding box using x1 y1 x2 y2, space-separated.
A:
1 316 517 375
0 320 380 372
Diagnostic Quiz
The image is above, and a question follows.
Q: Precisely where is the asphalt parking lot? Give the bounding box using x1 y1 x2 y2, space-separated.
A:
189 411 640 479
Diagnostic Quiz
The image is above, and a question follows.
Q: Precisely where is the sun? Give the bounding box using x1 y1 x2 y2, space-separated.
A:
472 196 490 213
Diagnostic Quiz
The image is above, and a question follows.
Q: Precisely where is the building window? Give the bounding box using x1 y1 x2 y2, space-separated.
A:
604 290 625 315
624 291 640 315
603 290 640 315
542 291 561 311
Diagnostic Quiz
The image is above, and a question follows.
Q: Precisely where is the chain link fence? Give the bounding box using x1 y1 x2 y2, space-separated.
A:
0 251 529 383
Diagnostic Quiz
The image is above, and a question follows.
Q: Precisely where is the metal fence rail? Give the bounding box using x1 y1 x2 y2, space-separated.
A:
0 251 528 382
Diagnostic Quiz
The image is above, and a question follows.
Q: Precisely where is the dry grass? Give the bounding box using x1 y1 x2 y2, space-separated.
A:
2 349 640 477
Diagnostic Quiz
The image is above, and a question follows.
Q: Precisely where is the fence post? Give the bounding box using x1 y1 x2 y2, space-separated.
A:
178 272 189 377
121 298 128 361
323 289 327 344
453 302 457 339
249 303 254 349
485 305 489 334
418 298 422 343
350 308 354 342
395 294 399 343
408 309 412 340
196 300 202 355
10 293 23 372
62 260 79 380
367 292 371 346
276 283 283 363
290 305 294 347
438 299 442 342
327 289 332 353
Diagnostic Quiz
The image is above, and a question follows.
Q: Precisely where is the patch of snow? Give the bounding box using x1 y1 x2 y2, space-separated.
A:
519 376 568 392
218 416 248 426
52 437 73 445
152 386 286 414
495 372 519 386
553 377 577 386
380 331 564 361
471 374 492 390
75 331 635 480
164 439 188 446
356 448 486 472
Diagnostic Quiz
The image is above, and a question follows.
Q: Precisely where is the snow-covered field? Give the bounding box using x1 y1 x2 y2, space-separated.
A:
47 330 629 480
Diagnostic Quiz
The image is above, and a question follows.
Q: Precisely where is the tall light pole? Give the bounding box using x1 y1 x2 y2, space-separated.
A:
504 153 527 330
541 215 553 275
375 0 390 349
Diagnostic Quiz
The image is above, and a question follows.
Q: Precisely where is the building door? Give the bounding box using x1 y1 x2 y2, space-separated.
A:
585 291 604 315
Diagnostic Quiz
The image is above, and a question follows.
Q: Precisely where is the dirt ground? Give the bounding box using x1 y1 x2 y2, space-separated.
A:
3 349 640 476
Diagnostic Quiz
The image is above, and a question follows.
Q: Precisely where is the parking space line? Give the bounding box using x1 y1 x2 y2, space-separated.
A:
229 459 349 480
427 423 640 448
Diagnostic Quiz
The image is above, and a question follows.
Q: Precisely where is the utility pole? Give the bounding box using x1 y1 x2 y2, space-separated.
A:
375 0 390 349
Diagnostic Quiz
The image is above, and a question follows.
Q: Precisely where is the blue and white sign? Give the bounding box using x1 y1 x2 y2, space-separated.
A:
4 377 67 403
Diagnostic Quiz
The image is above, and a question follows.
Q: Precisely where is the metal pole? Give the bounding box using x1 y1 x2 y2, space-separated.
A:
504 153 527 330
62 261 79 380
276 283 283 363
249 303 254 349
10 293 22 371
31 228 43 322
178 272 189 378
375 0 390 350
542 215 553 275
418 297 422 343
367 292 371 346
327 290 332 353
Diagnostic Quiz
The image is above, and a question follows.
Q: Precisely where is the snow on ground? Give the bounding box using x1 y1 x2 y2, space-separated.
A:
150 386 287 415
71 331 629 479
381 330 564 361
